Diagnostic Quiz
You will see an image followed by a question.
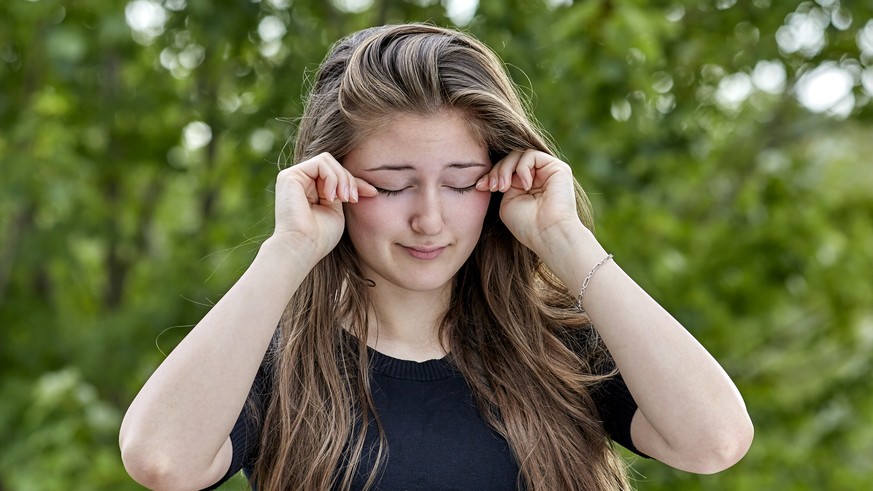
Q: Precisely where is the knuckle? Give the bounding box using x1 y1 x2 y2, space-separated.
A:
277 167 295 181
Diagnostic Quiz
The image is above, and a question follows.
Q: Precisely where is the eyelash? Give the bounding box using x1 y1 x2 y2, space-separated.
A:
374 187 406 197
374 185 476 197
450 185 477 194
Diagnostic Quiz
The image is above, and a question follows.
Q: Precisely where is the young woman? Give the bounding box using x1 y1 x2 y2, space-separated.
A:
119 23 753 491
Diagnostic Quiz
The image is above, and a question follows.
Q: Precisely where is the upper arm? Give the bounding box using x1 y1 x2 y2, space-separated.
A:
197 437 235 490
630 408 713 472
199 365 270 490
629 409 673 464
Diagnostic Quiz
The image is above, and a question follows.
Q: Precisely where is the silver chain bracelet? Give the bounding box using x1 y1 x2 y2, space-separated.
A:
575 254 614 314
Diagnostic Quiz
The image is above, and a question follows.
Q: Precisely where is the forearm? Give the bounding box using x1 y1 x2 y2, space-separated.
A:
539 223 752 470
584 262 748 446
119 237 315 485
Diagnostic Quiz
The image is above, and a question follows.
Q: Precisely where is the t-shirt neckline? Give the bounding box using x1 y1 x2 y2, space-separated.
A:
366 346 458 381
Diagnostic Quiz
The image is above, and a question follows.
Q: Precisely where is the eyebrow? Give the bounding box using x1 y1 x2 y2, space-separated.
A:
363 161 486 172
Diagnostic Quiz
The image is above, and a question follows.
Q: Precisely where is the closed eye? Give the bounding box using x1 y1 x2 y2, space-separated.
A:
449 184 477 194
374 184 477 196
374 186 407 197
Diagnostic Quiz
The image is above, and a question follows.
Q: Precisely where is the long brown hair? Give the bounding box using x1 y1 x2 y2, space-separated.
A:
252 23 630 490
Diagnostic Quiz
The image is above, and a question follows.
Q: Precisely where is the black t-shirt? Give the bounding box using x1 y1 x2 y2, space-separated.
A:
205 343 643 490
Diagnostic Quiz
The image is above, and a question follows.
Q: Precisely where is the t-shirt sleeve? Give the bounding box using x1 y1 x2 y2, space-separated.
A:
590 371 648 458
562 326 648 458
201 363 269 490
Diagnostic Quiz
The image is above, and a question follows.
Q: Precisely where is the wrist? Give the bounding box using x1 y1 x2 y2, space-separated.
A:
535 221 610 292
575 254 614 313
259 234 323 271
538 220 606 264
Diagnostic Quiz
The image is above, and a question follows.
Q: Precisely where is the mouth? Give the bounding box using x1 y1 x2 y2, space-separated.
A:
402 245 446 260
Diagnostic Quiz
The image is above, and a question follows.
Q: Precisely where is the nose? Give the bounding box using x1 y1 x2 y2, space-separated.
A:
410 189 444 236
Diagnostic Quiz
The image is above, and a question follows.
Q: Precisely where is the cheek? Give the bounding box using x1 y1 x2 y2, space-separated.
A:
344 200 394 245
449 192 492 231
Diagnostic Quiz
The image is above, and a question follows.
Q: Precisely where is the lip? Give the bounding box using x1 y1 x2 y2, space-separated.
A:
402 245 446 260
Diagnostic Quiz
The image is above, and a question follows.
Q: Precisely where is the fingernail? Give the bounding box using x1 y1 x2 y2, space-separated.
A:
351 187 359 202
490 177 498 191
343 186 350 201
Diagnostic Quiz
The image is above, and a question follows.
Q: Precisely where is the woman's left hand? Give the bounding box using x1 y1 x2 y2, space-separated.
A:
475 149 583 256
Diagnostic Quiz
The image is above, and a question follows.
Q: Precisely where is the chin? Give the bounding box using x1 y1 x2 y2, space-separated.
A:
399 280 454 293
383 273 455 294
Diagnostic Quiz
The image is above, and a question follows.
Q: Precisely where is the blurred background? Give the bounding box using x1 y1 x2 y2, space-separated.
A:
2 0 872 489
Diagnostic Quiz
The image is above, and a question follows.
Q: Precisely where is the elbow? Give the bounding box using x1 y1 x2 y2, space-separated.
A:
120 440 195 491
690 416 754 474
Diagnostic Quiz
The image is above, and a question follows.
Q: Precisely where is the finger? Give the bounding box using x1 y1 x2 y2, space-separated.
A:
317 164 339 202
475 174 490 191
477 150 520 192
309 152 349 202
333 166 352 202
308 153 371 203
524 149 566 190
294 153 338 202
277 166 316 204
475 163 495 191
353 177 379 200
497 150 525 192
513 150 541 191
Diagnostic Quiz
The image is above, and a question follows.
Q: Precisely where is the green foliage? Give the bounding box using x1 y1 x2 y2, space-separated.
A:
2 0 872 489
0 369 133 490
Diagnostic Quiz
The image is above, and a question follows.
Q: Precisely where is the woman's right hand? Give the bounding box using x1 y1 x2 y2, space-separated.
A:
272 152 377 260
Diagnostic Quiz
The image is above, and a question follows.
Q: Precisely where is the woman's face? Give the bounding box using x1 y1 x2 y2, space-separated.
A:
342 110 492 296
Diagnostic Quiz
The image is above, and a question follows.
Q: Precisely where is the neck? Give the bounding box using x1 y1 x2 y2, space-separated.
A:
365 282 451 362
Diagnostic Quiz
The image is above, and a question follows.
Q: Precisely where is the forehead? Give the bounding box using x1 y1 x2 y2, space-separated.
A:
343 111 490 173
